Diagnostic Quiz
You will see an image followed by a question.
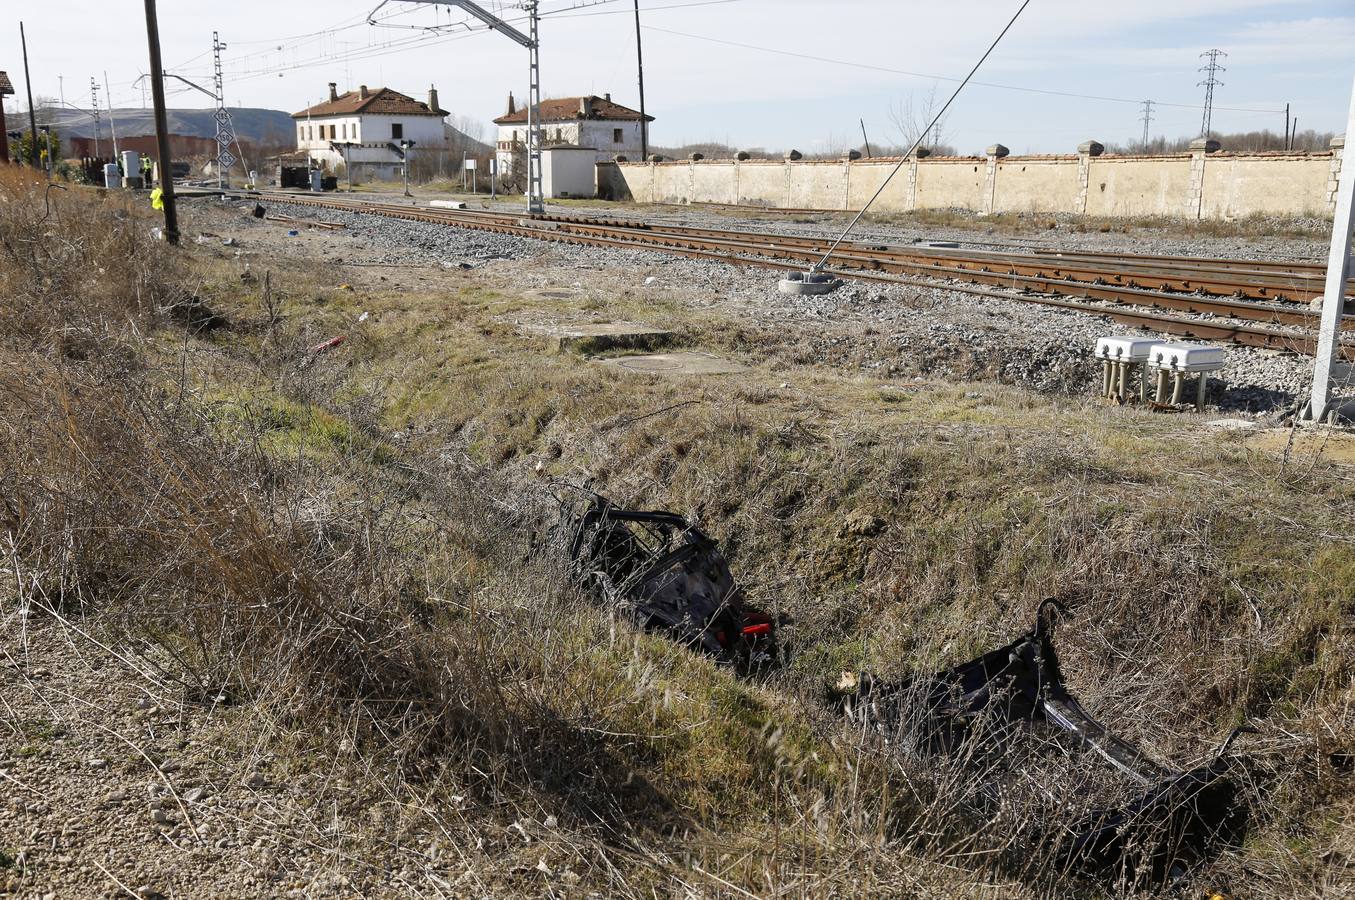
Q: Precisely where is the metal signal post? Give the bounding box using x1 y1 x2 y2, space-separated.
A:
212 32 239 190
90 78 102 158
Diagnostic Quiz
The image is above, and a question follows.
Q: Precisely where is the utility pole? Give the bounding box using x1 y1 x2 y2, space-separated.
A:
1291 117 1299 150
1197 49 1226 137
104 71 120 159
1284 102 1290 150
143 0 179 244
20 21 40 168
1139 99 1153 149
90 78 102 158
634 0 647 160
859 118 872 158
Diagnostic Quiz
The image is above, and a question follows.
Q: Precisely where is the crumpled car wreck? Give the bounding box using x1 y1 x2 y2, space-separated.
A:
554 491 1248 882
833 600 1251 883
556 490 778 671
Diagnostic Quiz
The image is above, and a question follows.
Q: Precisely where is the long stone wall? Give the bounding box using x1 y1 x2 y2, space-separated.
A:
596 136 1346 220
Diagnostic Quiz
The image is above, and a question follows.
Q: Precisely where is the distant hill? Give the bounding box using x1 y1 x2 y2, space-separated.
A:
40 107 296 146
39 106 490 154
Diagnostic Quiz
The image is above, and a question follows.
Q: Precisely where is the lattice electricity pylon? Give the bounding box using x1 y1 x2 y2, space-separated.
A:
371 0 543 212
1139 99 1154 148
212 31 238 189
1197 49 1226 138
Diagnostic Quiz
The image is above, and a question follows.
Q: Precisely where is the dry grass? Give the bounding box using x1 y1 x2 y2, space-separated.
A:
1 166 1353 896
859 207 1331 241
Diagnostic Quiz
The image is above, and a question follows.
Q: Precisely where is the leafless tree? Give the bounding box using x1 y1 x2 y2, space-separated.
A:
889 84 955 156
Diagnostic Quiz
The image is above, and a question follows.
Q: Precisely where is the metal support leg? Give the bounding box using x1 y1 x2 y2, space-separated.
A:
1170 372 1184 406
1307 74 1355 422
1101 360 1111 398
525 1 544 214
1195 374 1208 411
1154 369 1169 404
1138 363 1148 402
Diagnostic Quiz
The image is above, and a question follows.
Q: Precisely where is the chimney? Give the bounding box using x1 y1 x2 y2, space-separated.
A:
604 92 611 101
358 84 369 100
506 92 516 116
579 96 593 117
328 82 338 102
428 85 439 113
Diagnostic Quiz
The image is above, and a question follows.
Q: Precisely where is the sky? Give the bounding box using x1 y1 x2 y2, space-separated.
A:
1 0 1352 154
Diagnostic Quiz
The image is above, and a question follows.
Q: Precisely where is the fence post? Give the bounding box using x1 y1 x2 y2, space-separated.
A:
1076 140 1103 214
1185 137 1220 219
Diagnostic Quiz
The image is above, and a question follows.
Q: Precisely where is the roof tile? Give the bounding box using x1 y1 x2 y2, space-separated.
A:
293 87 444 119
494 95 651 125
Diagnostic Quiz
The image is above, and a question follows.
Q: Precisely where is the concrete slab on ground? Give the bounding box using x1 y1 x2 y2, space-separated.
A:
601 351 746 377
526 288 585 302
519 321 672 353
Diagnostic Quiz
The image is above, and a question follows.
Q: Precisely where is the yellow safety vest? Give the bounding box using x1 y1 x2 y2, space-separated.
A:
150 187 164 210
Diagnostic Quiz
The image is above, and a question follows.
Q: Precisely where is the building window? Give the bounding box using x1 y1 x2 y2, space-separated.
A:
341 123 347 139
613 128 623 144
391 123 403 140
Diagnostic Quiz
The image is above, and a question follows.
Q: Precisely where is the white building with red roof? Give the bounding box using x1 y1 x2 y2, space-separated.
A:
292 82 448 180
492 93 652 184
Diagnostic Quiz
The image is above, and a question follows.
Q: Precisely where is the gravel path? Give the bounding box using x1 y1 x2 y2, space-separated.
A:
223 199 1319 415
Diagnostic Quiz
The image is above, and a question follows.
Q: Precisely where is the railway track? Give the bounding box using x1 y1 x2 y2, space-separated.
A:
246 190 1355 360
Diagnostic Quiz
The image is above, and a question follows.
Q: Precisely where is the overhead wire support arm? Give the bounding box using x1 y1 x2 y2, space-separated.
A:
383 1 543 212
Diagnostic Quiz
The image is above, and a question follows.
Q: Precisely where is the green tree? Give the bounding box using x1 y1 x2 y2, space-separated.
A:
13 129 60 168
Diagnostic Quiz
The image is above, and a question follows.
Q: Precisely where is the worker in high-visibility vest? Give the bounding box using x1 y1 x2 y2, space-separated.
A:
150 187 164 210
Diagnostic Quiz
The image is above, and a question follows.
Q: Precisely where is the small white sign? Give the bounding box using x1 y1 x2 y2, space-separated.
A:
489 159 498 174
464 158 478 171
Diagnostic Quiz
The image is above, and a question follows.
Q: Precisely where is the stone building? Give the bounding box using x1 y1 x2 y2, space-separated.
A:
292 83 448 180
493 93 651 185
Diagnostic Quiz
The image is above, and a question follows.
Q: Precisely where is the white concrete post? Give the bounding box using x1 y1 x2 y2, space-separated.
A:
1308 76 1355 423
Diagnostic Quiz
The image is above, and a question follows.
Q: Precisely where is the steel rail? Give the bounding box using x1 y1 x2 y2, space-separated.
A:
247 191 1355 359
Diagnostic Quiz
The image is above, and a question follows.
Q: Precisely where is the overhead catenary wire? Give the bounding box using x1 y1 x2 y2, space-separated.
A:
218 0 742 82
812 0 1033 274
645 25 1285 116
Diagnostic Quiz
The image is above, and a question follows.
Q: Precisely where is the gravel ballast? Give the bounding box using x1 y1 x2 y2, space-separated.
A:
237 199 1319 415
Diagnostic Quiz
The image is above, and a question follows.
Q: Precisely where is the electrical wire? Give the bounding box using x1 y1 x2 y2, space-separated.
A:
645 25 1285 116
813 0 1031 273
217 0 743 83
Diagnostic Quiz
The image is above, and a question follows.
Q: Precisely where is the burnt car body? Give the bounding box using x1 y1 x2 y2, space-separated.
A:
558 491 777 670
835 601 1250 882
